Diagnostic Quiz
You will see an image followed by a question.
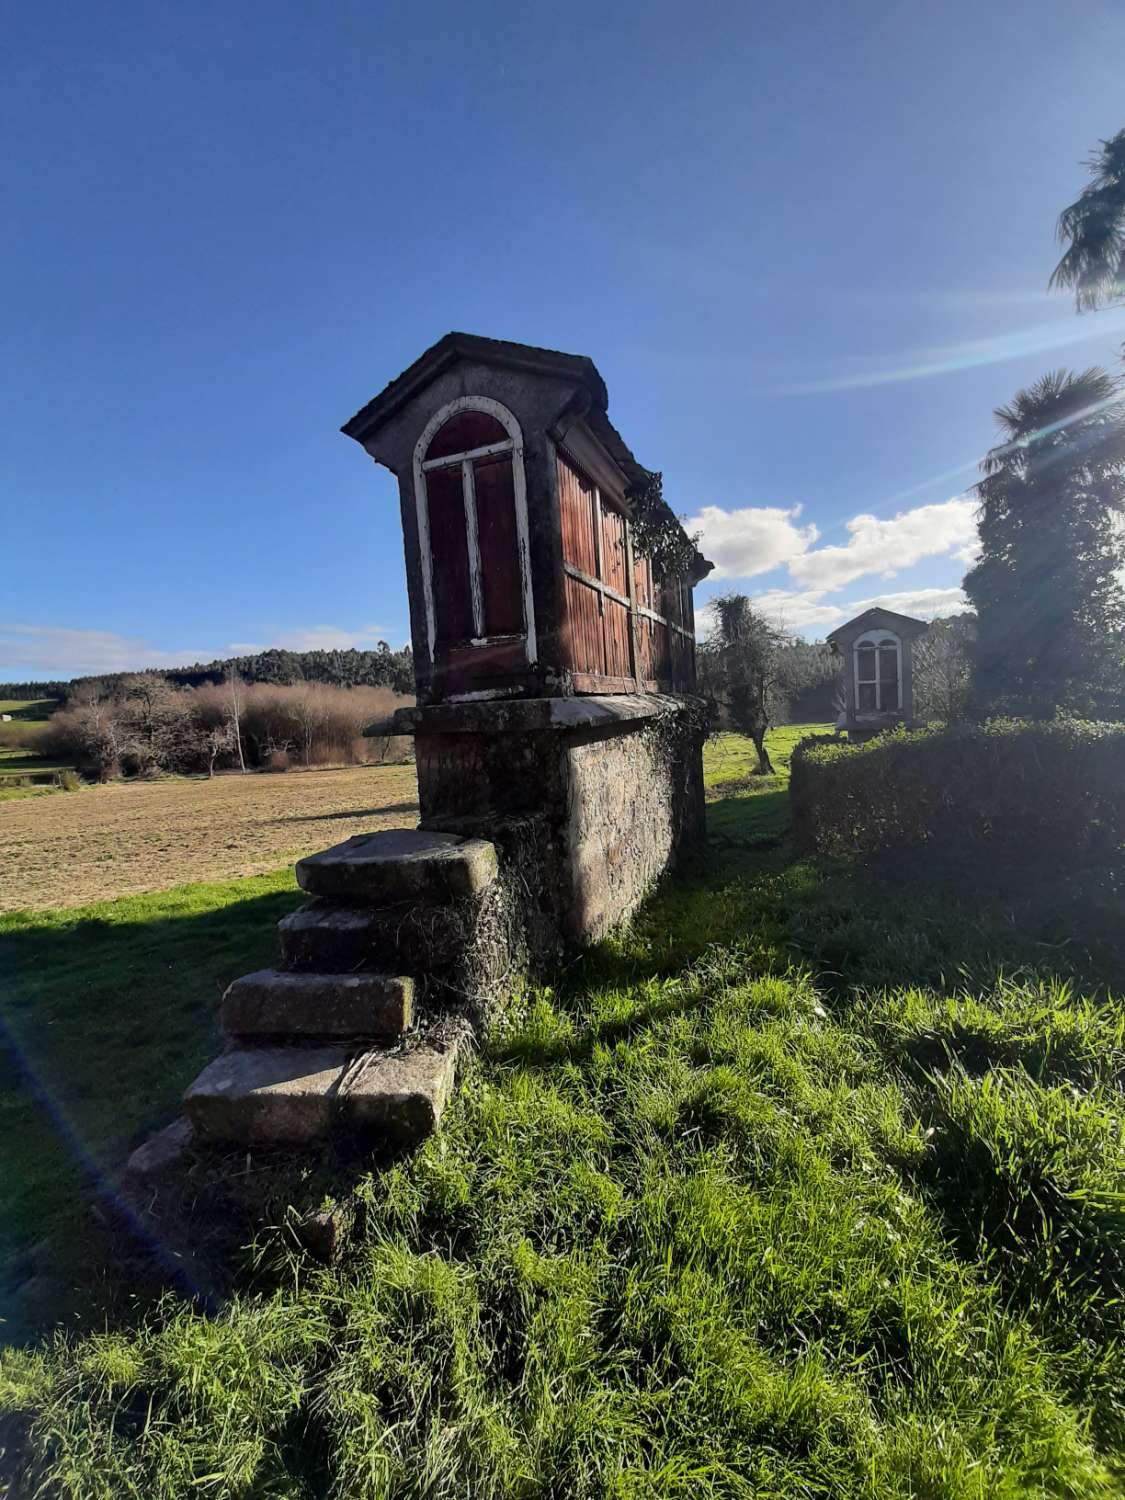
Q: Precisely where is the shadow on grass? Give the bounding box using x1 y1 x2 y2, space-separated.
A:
274 801 419 824
0 881 317 1346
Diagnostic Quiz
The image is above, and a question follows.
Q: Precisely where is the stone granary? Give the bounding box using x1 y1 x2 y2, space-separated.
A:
133 335 713 1171
827 606 929 741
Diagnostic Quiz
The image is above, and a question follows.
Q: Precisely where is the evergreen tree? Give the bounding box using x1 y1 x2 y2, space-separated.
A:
964 368 1125 718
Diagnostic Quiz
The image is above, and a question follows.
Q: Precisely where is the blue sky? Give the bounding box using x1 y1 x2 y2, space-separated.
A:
3 0 1125 677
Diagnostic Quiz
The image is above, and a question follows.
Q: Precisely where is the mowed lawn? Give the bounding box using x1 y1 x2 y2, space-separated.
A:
0 763 419 911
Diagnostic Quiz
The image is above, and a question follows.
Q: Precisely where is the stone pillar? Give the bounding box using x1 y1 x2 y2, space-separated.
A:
399 694 707 943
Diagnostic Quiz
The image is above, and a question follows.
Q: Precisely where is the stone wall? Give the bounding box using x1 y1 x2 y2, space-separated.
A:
564 717 704 939
403 695 706 944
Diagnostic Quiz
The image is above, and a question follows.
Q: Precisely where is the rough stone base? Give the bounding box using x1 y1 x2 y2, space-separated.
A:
407 695 706 942
125 1116 195 1180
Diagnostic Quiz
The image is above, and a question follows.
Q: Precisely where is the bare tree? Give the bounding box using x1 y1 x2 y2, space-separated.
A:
291 685 320 769
225 664 247 772
202 720 237 778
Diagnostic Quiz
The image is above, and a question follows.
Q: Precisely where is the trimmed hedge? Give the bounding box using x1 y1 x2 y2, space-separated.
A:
789 720 1125 860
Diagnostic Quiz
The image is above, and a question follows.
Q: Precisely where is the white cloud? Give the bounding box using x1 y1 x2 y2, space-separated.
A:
0 622 399 679
686 496 978 593
697 583 969 642
684 504 818 581
696 589 846 639
788 497 978 591
0 625 216 677
845 585 970 620
750 590 846 629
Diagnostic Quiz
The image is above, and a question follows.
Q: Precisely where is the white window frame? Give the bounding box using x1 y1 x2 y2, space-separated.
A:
412 396 536 667
854 628 901 714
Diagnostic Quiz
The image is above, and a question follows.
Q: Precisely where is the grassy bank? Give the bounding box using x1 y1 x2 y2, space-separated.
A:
2 729 1123 1495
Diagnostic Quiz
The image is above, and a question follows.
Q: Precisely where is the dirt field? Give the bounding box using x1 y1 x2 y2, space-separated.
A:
0 765 420 912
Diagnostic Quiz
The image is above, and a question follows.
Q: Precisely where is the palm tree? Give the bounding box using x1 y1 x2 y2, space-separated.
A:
1050 129 1125 310
964 367 1125 716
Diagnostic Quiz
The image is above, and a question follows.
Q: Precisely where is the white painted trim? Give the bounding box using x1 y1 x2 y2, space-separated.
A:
462 458 485 638
853 629 901 713
412 396 536 667
422 438 513 471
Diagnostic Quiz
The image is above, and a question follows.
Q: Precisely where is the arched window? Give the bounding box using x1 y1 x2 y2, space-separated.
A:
855 630 901 713
412 398 536 674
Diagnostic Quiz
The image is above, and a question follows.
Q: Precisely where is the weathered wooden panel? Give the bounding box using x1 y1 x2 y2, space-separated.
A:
635 612 656 685
557 451 598 576
600 503 628 596
652 619 671 682
604 596 632 680
426 410 507 461
632 553 652 612
562 572 604 677
557 444 699 694
425 465 474 644
473 453 524 636
445 639 526 678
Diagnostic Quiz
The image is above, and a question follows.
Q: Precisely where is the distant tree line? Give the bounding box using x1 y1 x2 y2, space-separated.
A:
0 643 415 705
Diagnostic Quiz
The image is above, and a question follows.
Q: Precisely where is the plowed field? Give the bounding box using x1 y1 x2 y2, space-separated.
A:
0 765 419 911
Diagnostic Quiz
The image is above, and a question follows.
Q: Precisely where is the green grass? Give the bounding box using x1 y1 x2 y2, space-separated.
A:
0 702 58 721
0 873 305 1346
0 784 54 805
0 699 70 782
0 754 74 780
2 730 1124 1496
704 725 833 849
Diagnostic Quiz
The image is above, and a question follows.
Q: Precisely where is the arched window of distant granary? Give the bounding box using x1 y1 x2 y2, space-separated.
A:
413 398 536 680
855 630 901 712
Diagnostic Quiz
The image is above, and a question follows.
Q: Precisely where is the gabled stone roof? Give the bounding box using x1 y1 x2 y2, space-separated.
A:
341 332 609 443
826 606 931 645
342 331 711 582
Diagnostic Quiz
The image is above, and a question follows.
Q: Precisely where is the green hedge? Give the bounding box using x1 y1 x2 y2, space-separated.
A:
789 721 1125 860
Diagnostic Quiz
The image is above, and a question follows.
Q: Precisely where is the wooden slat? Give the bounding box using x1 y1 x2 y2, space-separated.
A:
604 596 631 679
557 446 699 694
562 572 604 677
473 453 524 637
557 451 598 576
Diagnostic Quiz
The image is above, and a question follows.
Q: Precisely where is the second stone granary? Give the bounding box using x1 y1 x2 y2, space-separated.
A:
827 606 930 740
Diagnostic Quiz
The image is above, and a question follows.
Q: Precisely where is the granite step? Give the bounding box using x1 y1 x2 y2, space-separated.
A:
296 828 498 905
183 1028 470 1146
221 969 412 1043
277 899 470 973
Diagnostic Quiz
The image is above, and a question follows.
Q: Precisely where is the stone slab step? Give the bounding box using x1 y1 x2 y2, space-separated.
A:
183 1027 470 1146
222 969 412 1042
277 900 469 973
296 828 497 905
